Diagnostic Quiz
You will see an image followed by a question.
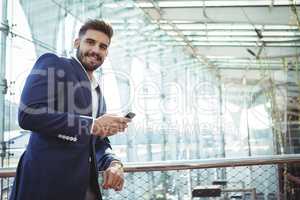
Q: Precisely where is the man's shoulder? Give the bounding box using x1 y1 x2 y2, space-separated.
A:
38 53 73 62
35 53 73 67
38 52 59 61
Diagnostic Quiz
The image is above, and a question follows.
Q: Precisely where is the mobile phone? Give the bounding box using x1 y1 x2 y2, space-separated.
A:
124 112 136 119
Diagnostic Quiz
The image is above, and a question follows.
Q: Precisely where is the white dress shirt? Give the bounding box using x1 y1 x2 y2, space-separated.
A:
73 56 100 118
73 56 99 200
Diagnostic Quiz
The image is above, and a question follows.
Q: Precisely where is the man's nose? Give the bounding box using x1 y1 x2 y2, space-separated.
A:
91 45 101 53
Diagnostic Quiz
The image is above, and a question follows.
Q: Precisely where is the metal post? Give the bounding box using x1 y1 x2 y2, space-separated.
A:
218 73 225 159
160 68 168 200
143 60 154 199
251 188 257 200
0 0 8 199
0 0 8 167
217 72 227 198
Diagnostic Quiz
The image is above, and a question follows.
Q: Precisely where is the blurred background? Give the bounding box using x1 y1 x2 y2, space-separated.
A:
1 0 300 199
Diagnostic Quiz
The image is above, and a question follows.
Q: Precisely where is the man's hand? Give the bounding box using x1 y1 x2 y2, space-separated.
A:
102 161 124 191
92 114 131 138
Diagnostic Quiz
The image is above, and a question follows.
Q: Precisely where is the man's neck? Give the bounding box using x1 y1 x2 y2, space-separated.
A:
87 71 93 80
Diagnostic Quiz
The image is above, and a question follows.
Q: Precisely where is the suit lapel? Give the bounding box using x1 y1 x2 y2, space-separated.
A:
92 86 107 146
70 58 92 115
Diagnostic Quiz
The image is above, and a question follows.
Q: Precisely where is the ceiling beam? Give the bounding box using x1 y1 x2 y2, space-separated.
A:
135 0 300 8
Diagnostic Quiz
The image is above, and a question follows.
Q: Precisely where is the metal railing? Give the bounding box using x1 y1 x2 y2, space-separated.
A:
0 154 300 200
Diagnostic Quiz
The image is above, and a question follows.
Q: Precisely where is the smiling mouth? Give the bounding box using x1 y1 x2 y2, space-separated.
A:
89 55 98 60
83 51 101 61
87 55 101 62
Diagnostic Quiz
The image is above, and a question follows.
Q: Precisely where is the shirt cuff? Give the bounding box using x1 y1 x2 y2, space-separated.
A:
80 115 94 135
91 118 95 135
110 160 124 170
91 117 106 138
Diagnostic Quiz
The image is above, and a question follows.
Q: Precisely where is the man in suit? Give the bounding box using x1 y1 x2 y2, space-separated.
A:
10 19 130 200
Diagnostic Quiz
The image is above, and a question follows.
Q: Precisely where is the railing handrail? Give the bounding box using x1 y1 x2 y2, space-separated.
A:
1 154 300 177
124 154 300 172
0 168 15 178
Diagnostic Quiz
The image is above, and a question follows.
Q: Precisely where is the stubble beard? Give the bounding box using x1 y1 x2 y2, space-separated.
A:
76 48 102 72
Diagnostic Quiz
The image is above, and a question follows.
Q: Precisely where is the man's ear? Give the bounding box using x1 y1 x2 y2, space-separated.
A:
74 38 80 48
104 50 108 57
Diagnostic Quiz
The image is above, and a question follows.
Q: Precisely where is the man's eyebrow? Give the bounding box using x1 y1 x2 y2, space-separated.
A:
85 38 95 42
85 38 108 47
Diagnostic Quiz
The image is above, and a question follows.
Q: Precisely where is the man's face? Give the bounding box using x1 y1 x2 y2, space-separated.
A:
74 29 110 72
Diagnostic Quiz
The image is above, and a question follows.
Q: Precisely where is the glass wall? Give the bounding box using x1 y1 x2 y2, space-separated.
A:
0 0 298 169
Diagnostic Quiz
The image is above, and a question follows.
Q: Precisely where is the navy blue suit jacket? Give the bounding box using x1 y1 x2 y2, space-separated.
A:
10 53 117 200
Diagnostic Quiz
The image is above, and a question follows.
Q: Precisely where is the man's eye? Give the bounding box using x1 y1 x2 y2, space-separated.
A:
100 45 107 50
86 40 95 45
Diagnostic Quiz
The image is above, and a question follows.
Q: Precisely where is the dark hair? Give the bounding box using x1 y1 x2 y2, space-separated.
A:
78 19 113 42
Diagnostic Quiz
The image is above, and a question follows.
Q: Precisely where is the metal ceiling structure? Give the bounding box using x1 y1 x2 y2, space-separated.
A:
133 0 300 79
19 0 300 71
40 1 298 89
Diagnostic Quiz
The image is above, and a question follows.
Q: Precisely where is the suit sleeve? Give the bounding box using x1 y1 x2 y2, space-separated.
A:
18 53 93 137
95 137 121 171
94 99 121 170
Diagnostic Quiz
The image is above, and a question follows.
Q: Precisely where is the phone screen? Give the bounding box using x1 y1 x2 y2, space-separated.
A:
125 112 135 119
